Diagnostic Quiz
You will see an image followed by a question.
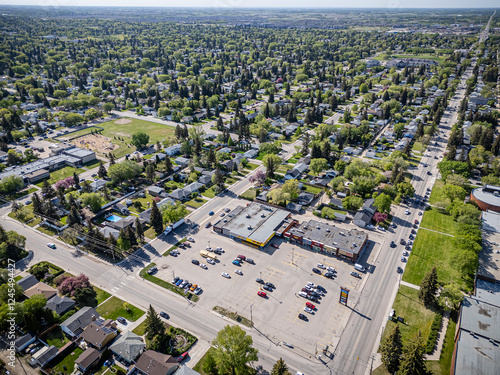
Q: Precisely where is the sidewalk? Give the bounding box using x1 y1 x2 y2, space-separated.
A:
400 280 420 290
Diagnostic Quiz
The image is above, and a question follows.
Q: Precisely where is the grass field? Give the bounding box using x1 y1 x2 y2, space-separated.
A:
193 347 216 374
429 180 450 206
51 347 84 374
303 184 322 194
59 126 102 140
201 186 216 198
94 286 111 306
95 296 145 322
132 320 147 336
240 187 257 200
186 197 207 208
380 286 436 351
100 118 175 143
35 166 85 187
402 229 466 289
45 326 70 348
419 208 458 235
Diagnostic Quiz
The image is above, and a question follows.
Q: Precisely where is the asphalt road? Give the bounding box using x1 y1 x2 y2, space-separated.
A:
329 61 475 375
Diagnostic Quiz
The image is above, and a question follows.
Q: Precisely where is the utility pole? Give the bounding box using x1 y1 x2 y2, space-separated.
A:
250 304 253 327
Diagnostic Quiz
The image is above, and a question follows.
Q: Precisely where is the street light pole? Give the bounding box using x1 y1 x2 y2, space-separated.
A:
250 304 253 327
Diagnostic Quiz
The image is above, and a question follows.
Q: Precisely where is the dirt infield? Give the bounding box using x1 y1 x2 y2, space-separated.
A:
114 118 132 125
71 133 118 152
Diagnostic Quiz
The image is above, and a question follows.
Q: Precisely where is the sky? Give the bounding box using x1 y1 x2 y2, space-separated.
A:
0 0 498 8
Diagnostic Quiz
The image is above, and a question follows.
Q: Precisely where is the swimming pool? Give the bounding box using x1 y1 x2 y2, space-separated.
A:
107 214 122 222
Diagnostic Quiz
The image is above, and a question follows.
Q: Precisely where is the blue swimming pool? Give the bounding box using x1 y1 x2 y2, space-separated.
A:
107 214 122 222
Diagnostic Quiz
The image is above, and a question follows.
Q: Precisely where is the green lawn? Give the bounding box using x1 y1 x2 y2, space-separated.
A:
37 225 58 236
321 206 347 220
82 159 101 169
303 184 322 194
402 229 467 290
240 187 257 200
186 197 207 208
45 326 70 348
244 163 259 170
95 296 145 322
419 208 458 235
412 141 427 153
58 126 101 140
51 346 84 374
144 226 159 240
132 320 147 336
380 286 437 349
35 166 85 187
429 180 450 206
129 193 156 213
5 187 38 201
94 286 111 306
99 118 175 144
201 187 216 198
193 347 216 374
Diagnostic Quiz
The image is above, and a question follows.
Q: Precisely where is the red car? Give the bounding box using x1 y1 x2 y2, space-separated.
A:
237 255 246 260
178 352 189 362
257 291 267 298
306 302 315 309
271 244 279 248
414 220 419 224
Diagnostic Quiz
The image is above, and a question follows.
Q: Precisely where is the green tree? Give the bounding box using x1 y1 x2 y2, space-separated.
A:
439 284 464 311
211 169 225 188
396 182 415 197
309 158 328 175
418 267 438 307
135 217 145 242
29 263 49 280
108 160 142 183
380 324 403 374
442 184 467 202
212 325 258 375
0 175 24 194
342 195 364 210
98 161 107 178
161 202 188 224
144 305 165 340
150 201 164 234
202 352 219 375
271 358 291 375
398 331 427 375
282 179 299 201
132 132 150 149
80 193 104 213
263 154 282 179
374 193 392 214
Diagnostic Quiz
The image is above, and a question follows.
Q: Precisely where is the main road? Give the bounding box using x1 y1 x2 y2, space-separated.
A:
329 60 475 375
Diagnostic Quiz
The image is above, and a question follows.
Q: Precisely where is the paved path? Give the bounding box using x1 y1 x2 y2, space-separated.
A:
400 280 420 290
426 310 451 360
419 227 455 237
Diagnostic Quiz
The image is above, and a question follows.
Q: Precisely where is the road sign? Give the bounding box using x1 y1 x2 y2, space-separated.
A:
339 286 350 305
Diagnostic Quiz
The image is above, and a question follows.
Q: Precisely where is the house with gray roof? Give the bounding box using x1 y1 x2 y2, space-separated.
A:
14 333 36 352
45 295 76 315
353 211 372 228
17 275 39 291
61 306 100 338
110 331 145 364
30 345 58 367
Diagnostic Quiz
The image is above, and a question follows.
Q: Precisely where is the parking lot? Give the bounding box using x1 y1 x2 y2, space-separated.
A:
153 208 382 352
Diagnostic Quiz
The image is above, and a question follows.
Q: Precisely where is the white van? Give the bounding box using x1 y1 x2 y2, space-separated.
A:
354 264 366 273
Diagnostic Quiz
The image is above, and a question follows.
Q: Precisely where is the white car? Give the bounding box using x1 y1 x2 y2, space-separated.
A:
221 272 230 278
327 266 335 272
235 269 243 275
378 226 386 232
194 287 202 295
306 282 316 288
405 210 410 215
200 264 207 269
216 247 223 252
187 237 195 242
317 263 326 269
206 246 212 251
304 307 314 314
207 258 215 265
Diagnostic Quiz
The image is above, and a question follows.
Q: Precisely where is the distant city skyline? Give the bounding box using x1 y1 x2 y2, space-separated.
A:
0 1 498 9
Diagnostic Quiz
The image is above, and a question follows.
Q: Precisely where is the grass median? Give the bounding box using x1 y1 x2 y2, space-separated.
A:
140 263 199 302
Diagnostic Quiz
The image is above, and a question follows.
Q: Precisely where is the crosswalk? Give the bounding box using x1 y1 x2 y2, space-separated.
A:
110 274 135 294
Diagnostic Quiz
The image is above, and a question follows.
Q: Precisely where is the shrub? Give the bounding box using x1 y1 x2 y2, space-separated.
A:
426 312 443 354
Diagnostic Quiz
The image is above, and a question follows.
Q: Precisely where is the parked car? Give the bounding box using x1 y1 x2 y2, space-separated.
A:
257 291 267 297
221 272 230 278
265 282 275 289
232 260 241 266
326 266 335 272
304 307 314 314
207 258 215 265
205 222 211 228
191 259 200 265
187 237 195 242
263 285 273 291
306 302 315 309
324 272 335 278
172 276 179 284
256 278 264 284
312 268 321 274
235 269 243 275
401 256 407 263
271 243 279 248
224 207 230 212
200 263 207 269
194 287 202 295
117 317 126 324
246 258 254 264
397 267 403 273
350 271 361 278
178 352 189 362
317 263 326 269
237 255 246 260
298 313 308 321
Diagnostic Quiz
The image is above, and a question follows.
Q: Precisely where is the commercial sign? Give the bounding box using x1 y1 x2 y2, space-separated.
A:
339 287 350 305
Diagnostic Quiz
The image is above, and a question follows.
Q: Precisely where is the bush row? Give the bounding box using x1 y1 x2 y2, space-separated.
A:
426 312 443 354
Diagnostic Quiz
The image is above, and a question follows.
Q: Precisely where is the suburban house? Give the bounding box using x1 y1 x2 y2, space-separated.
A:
148 186 166 197
353 210 373 228
75 348 101 373
30 345 59 367
168 188 188 201
165 144 181 156
127 350 179 375
90 179 107 192
183 182 204 196
14 333 36 353
24 282 57 300
45 295 76 315
17 275 39 291
80 318 118 350
362 199 377 215
139 197 175 224
297 192 315 206
109 331 146 365
243 149 258 159
61 306 100 338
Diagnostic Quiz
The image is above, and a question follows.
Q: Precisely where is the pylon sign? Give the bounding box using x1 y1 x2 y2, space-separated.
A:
339 287 350 305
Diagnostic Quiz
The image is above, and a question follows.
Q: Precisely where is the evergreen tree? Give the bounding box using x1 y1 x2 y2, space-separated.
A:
144 305 165 341
165 156 173 172
301 132 310 156
150 200 163 234
126 226 138 247
419 267 438 307
398 331 427 375
73 172 81 190
380 324 403 374
41 180 55 199
67 206 81 226
98 160 107 178
32 192 43 216
271 358 291 375
135 217 144 242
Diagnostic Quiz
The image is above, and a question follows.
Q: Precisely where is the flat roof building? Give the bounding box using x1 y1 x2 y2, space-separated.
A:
478 211 500 283
471 185 500 213
213 202 291 248
283 219 368 262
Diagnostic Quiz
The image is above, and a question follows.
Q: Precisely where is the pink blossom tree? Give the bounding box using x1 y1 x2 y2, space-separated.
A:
55 179 71 190
58 274 92 297
249 170 266 186
373 212 388 225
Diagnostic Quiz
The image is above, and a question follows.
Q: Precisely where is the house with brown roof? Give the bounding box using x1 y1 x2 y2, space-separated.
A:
75 347 101 373
24 282 57 300
127 350 179 375
80 318 117 350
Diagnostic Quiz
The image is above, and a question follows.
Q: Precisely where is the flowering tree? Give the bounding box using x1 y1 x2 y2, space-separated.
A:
249 170 266 186
55 179 71 190
58 274 91 297
374 212 388 224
